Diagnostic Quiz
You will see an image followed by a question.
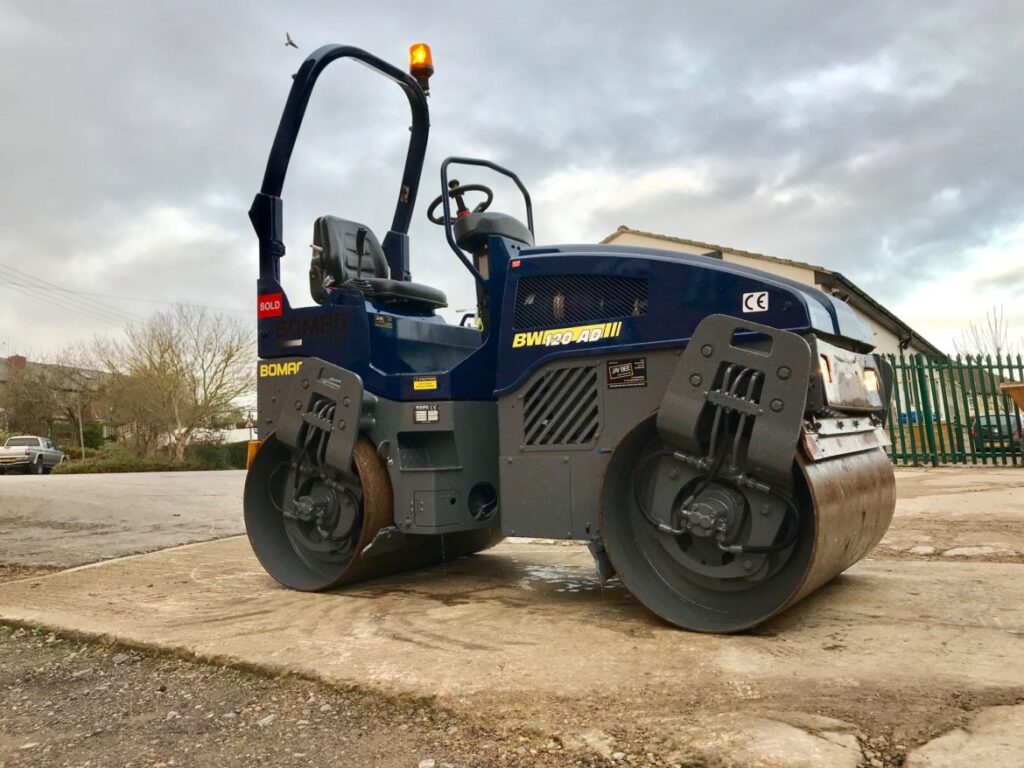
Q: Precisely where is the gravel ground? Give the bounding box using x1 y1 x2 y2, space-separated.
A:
4 626 1018 768
0 625 680 768
0 565 56 582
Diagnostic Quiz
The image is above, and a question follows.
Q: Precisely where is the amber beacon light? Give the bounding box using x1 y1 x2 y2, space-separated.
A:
409 43 434 92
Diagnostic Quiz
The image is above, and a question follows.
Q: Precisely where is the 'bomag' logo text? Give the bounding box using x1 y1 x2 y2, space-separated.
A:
512 321 623 349
259 361 302 377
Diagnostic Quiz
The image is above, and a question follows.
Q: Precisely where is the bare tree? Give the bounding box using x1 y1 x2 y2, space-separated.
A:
98 372 167 458
954 305 1022 358
95 305 255 462
43 347 105 459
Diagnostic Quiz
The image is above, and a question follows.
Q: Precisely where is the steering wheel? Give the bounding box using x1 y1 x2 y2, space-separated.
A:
427 179 493 224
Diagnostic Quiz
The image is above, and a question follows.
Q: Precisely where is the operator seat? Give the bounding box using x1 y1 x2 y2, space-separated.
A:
311 216 447 310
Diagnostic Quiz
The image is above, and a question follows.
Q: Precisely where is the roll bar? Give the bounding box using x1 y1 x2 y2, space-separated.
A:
249 45 429 283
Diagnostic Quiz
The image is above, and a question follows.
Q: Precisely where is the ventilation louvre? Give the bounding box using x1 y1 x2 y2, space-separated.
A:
523 365 601 447
514 275 647 329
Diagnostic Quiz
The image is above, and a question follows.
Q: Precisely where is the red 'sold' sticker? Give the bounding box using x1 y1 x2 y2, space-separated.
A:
258 293 284 318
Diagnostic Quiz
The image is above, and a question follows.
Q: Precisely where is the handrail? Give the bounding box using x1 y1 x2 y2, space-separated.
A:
439 156 534 286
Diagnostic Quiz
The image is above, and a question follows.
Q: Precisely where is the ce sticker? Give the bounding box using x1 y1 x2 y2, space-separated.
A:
742 291 769 313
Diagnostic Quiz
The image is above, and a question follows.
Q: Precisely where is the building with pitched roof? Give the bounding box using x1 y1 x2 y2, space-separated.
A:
602 226 941 357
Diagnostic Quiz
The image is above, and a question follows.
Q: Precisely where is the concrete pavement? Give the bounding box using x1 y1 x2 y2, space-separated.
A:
2 538 1023 765
878 466 1024 560
1 466 1022 765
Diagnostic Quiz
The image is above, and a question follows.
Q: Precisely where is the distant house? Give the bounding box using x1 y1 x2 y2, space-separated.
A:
0 354 105 399
602 226 942 358
0 354 106 433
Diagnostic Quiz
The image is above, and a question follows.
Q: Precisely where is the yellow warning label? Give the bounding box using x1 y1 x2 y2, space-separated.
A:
413 376 438 391
259 361 302 377
512 321 623 349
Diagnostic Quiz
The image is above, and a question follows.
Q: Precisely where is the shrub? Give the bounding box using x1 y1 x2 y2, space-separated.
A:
53 456 201 474
51 439 250 473
54 441 174 474
225 440 250 468
185 441 249 470
82 421 104 449
56 445 102 461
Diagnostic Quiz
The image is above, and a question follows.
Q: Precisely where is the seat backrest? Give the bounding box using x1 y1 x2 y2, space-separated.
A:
453 211 534 253
312 216 388 284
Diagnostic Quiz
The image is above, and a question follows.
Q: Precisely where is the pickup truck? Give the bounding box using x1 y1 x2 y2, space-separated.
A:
0 435 66 474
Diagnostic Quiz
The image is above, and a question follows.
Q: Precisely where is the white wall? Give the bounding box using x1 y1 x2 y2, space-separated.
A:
190 427 255 444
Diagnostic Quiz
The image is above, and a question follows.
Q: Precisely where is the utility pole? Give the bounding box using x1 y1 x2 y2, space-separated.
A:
77 391 86 460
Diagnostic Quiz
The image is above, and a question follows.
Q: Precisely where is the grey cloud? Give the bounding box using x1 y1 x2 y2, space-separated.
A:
1 1 1021 352
972 263 1024 292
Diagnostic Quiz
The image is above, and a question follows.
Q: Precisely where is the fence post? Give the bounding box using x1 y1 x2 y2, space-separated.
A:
955 354 978 465
941 356 966 463
884 354 898 463
914 354 939 466
899 350 919 465
984 355 1006 466
967 355 993 465
887 354 906 464
994 352 1021 467
1017 355 1024 465
924 355 948 463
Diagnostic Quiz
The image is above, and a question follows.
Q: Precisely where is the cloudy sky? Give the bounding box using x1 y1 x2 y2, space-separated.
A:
1 1 1021 357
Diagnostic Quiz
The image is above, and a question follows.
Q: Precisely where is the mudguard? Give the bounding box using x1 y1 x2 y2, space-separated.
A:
274 358 367 481
657 314 812 491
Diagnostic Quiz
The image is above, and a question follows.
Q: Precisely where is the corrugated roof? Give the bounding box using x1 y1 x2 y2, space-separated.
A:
603 226 943 356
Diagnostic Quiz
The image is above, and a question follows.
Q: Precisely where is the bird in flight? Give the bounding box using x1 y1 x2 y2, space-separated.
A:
285 32 298 49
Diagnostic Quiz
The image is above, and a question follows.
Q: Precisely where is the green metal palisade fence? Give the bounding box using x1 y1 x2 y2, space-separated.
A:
884 352 1024 467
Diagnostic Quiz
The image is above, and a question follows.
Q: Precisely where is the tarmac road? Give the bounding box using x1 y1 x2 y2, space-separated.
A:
0 470 245 568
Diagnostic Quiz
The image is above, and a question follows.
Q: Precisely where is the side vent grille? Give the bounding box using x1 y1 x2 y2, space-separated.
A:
514 275 648 329
523 365 600 447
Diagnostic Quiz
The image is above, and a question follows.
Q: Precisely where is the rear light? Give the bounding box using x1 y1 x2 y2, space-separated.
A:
971 426 978 437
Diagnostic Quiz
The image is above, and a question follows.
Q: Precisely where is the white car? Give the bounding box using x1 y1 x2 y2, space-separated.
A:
0 435 66 474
